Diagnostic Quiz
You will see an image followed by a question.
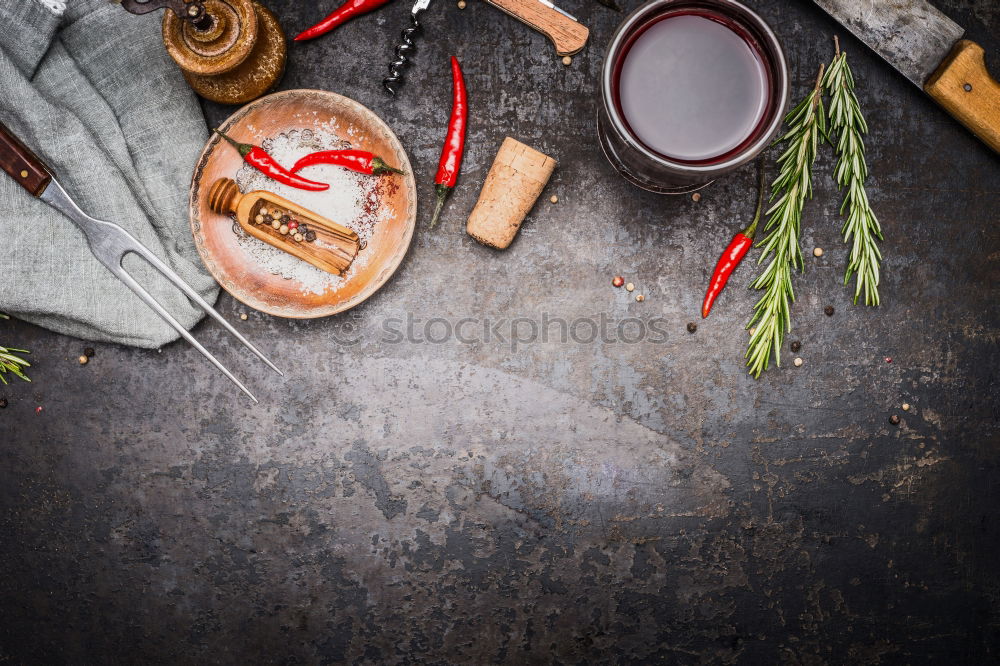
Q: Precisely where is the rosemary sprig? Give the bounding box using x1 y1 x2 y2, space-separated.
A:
0 314 31 384
824 36 883 306
746 65 827 378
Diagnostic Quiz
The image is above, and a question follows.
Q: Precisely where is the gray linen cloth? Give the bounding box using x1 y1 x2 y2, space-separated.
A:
0 0 218 348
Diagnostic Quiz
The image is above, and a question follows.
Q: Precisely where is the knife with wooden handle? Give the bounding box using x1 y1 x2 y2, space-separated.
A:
814 0 999 154
485 0 589 56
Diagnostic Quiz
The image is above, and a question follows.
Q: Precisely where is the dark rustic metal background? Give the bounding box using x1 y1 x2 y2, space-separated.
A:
2 0 998 662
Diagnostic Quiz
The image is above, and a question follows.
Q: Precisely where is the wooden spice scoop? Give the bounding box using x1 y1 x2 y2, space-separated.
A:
466 138 557 250
208 178 360 275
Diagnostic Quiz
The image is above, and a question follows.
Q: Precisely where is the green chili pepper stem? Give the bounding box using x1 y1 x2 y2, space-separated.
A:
429 184 451 229
741 156 768 239
371 157 405 175
213 129 252 158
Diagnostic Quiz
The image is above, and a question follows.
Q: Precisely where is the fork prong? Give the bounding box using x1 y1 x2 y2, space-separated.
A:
113 266 258 403
130 244 283 376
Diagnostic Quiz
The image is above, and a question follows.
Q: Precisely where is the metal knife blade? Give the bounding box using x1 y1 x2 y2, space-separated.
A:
813 0 965 87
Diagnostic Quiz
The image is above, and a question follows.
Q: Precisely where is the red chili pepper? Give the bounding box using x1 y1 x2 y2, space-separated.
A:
701 158 767 318
289 150 404 176
430 56 467 229
294 0 394 42
213 130 329 192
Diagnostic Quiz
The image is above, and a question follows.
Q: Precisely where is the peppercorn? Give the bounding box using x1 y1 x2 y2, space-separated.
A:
255 214 265 224
824 305 835 316
305 231 317 242
889 414 900 425
902 403 910 411
84 347 95 357
635 294 645 302
240 313 248 321
687 322 697 333
691 192 701 202
550 195 558 204
562 56 572 66
294 233 304 242
288 220 299 230
458 0 466 7
612 276 624 288
0 398 7 408
793 357 803 367
625 282 635 292
271 220 281 230
281 215 290 223
279 224 289 235
885 357 893 364
259 208 269 217
813 247 824 257
790 341 801 353
78 355 89 365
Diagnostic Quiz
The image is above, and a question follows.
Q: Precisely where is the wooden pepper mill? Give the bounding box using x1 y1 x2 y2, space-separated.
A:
119 0 286 105
209 178 361 276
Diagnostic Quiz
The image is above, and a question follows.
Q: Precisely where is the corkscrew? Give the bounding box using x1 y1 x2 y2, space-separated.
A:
383 0 433 95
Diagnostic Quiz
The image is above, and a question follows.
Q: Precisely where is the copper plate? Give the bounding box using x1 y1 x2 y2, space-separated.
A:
189 90 417 318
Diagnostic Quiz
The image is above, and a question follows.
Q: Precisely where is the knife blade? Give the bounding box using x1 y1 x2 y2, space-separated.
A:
814 0 1000 153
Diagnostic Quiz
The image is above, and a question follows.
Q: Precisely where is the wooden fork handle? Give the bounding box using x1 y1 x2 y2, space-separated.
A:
485 0 589 56
0 121 52 197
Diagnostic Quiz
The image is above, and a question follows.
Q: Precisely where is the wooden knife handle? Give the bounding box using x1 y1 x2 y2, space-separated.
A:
485 0 589 56
924 40 1000 154
0 121 52 197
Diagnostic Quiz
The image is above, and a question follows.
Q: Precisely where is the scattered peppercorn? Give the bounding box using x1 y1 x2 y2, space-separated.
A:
813 247 824 257
889 414 900 425
0 398 7 408
458 0 466 7
687 322 697 333
885 356 892 364
550 195 558 204
625 282 635 292
902 403 910 411
793 357 803 367
562 56 572 66
612 276 624 288
635 294 645 302
824 305 835 316
305 230 317 242
790 341 801 353
35 406 42 413
749 327 756 336
84 347 95 357
691 192 701 202
240 313 248 321
78 355 88 365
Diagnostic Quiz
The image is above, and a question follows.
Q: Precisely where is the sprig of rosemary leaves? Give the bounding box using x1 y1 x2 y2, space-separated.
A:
0 313 31 384
746 65 827 379
824 37 883 306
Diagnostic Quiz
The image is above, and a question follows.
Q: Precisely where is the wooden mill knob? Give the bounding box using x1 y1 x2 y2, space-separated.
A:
161 0 286 105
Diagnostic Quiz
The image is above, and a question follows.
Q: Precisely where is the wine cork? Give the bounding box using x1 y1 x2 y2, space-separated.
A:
466 137 556 250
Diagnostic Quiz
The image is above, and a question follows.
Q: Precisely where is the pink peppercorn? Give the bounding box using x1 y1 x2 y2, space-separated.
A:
288 221 299 230
885 357 893 364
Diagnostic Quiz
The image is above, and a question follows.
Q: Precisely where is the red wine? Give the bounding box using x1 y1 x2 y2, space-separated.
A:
613 10 770 164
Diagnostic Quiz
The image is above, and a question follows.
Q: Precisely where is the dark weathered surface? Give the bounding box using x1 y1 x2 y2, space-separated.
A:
1 1 999 663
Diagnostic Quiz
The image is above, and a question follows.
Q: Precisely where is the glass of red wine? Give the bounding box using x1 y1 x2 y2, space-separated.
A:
598 0 789 193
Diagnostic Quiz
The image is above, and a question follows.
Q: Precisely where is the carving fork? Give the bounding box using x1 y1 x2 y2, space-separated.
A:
0 121 280 402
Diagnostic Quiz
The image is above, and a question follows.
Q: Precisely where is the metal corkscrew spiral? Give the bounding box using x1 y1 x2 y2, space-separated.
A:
383 0 432 95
